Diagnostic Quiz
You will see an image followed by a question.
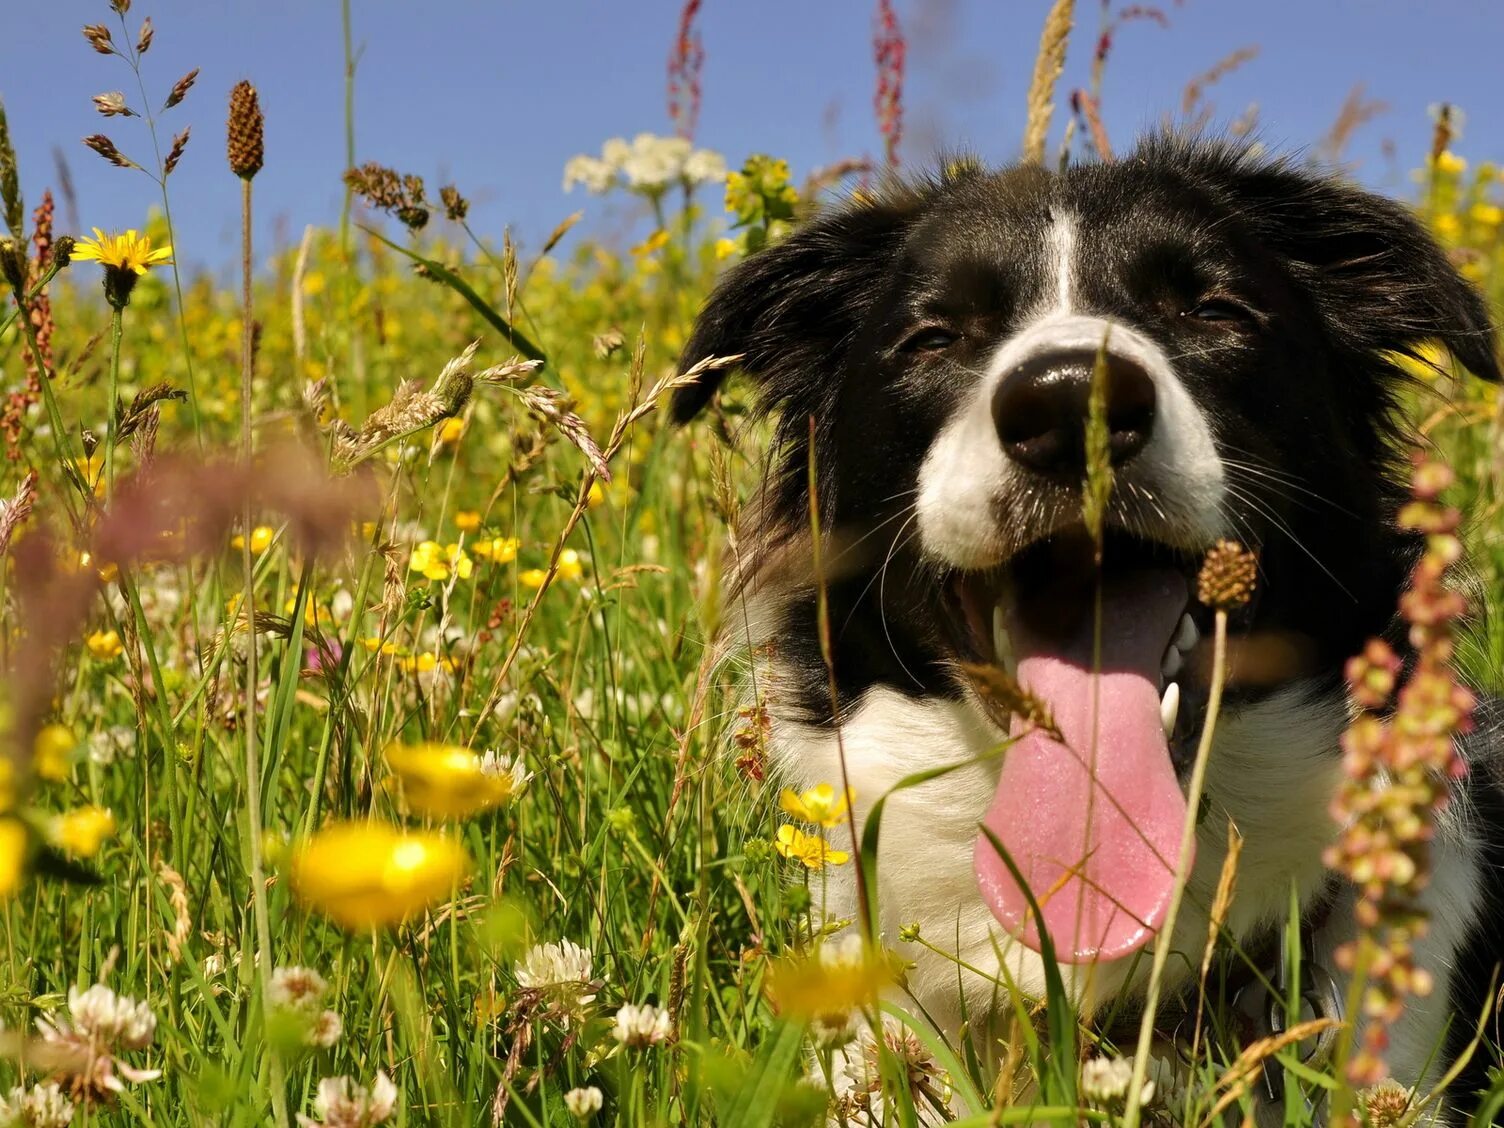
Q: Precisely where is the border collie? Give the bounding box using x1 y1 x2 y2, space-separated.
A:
674 134 1502 1120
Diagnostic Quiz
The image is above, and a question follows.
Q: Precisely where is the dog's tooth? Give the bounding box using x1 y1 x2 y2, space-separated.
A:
1161 646 1183 680
1175 613 1199 653
991 605 1015 675
1160 681 1181 738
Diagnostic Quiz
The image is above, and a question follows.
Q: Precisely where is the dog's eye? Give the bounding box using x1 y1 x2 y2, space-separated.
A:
900 327 960 353
1185 299 1251 325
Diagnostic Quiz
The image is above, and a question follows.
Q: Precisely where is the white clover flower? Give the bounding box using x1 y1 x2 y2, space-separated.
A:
515 939 594 992
297 1071 397 1128
67 984 156 1051
562 155 615 195
479 750 531 798
563 1085 603 1120
683 148 727 186
0 1082 75 1128
611 1003 672 1048
269 966 329 1010
1080 1055 1153 1109
309 1009 344 1049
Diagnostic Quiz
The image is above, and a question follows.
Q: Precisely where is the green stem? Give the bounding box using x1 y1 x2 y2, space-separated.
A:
104 304 123 502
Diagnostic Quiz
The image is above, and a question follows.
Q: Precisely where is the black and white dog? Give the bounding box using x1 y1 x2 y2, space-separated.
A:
674 134 1502 1115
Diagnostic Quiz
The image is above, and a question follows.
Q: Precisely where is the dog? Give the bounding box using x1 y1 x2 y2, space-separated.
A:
673 134 1503 1121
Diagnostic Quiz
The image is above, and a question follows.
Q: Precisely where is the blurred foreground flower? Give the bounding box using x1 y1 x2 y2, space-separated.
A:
769 935 890 1037
296 1072 396 1128
32 724 76 782
384 743 529 819
774 824 848 869
0 819 26 899
291 821 467 930
52 805 115 858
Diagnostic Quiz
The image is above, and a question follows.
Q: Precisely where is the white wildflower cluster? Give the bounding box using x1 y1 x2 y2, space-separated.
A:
269 966 343 1049
0 1082 74 1128
563 1085 603 1120
479 750 531 798
563 133 726 197
28 983 161 1103
1080 1055 1155 1111
513 940 599 1026
610 1002 672 1048
829 1017 951 1126
296 1072 397 1128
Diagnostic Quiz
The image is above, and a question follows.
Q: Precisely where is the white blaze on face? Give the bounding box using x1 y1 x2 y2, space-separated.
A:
914 211 1227 567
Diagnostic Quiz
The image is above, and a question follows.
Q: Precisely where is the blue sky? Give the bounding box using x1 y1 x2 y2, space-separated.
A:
4 1 1503 272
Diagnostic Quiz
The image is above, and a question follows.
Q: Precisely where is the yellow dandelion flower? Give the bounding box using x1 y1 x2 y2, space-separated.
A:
385 743 529 819
53 806 116 858
455 510 482 533
231 525 276 554
291 821 469 930
85 630 123 660
472 536 519 564
0 818 26 899
33 724 76 783
71 227 174 275
774 824 849 870
779 783 853 828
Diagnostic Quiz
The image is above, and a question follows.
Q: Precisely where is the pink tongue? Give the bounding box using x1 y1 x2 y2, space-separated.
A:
973 568 1190 964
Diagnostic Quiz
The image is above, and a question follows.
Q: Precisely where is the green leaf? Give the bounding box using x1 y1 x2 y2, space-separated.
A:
723 1020 807 1128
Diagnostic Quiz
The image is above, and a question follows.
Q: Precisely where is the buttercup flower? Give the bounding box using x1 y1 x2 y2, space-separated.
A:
520 547 584 588
384 743 529 819
84 630 123 660
453 510 481 533
230 525 275 554
0 819 26 899
472 536 519 563
33 724 76 782
408 541 472 582
779 783 852 828
291 821 468 930
611 1002 672 1048
774 824 848 870
52 806 116 858
296 1072 397 1128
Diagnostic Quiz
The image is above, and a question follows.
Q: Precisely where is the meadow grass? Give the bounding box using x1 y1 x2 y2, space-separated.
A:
1 4 1503 1126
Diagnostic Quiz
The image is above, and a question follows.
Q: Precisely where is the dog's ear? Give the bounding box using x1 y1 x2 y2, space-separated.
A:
671 197 917 424
1199 145 1500 382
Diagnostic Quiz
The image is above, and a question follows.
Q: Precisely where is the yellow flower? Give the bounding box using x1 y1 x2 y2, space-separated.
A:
73 454 106 498
409 541 473 582
71 227 174 274
398 652 457 676
76 550 118 584
714 237 738 260
33 724 75 782
774 824 849 870
769 938 892 1024
384 743 528 819
53 806 116 858
472 536 519 564
85 630 123 660
631 229 671 257
231 525 275 554
558 548 584 581
0 818 26 899
1433 212 1461 242
360 636 403 657
291 821 468 929
1471 202 1503 228
779 783 853 828
1433 150 1467 176
455 510 482 533
436 417 465 446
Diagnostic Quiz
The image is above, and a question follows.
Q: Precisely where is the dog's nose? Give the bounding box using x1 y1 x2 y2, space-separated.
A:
991 349 1157 476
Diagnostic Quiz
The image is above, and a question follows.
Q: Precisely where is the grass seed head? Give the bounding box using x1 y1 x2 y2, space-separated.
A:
163 67 199 111
226 80 264 179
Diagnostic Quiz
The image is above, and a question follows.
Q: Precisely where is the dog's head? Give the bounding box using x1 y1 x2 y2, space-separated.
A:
676 135 1498 963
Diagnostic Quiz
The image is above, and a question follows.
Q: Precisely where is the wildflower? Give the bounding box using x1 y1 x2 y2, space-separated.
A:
779 783 852 828
226 81 264 180
520 548 584 588
586 480 606 508
714 237 738 259
1470 202 1502 228
52 806 115 858
769 935 890 1037
1432 149 1467 176
472 536 519 564
70 228 172 309
76 550 118 584
84 630 123 660
1197 539 1258 611
611 1002 672 1048
360 637 402 657
269 967 343 1049
562 155 616 195
564 1086 603 1119
513 939 599 1022
230 525 275 554
0 819 26 898
28 983 161 1102
33 724 75 782
291 821 468 930
384 743 529 819
0 1081 74 1127
296 1072 397 1128
408 541 472 582
830 1018 951 1117
435 416 465 446
631 229 671 258
1361 1080 1412 1128
774 824 848 870
454 510 481 533
1081 1055 1154 1110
